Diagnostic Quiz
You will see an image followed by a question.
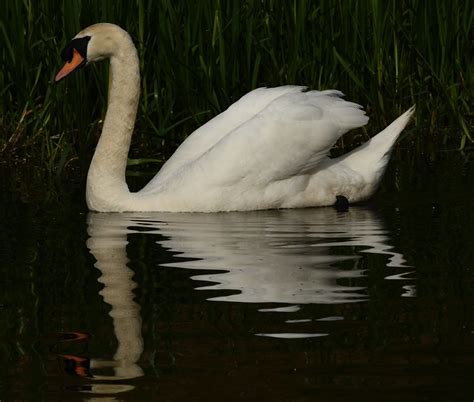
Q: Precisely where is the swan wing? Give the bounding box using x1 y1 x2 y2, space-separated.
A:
210 89 366 182
142 86 304 189
160 89 368 188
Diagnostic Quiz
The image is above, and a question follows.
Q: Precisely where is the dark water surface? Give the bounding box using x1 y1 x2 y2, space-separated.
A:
1 158 473 401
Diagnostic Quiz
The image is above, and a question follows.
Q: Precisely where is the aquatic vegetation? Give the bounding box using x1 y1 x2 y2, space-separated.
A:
0 0 472 172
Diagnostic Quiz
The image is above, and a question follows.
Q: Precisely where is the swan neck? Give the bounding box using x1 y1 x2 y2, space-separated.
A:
86 33 140 211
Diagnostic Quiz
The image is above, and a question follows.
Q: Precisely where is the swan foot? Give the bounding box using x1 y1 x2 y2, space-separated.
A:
334 195 349 212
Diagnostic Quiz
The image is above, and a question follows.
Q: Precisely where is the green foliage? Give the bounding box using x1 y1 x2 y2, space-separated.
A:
0 0 472 172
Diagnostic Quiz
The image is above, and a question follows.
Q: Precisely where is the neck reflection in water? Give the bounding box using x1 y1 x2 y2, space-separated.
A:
82 216 144 395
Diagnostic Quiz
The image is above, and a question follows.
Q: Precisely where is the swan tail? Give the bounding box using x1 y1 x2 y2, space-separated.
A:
338 106 415 181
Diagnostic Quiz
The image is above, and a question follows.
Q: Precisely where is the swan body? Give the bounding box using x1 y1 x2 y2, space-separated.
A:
56 23 414 213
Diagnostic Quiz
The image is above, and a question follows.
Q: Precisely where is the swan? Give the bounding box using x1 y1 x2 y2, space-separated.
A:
55 23 414 213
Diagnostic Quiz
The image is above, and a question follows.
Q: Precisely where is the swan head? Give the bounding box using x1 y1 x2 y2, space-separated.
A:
55 23 130 82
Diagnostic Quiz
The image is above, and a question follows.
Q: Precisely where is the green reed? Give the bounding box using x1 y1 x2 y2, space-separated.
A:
0 0 472 172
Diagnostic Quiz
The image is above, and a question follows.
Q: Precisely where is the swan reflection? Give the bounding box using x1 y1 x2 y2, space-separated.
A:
80 207 412 393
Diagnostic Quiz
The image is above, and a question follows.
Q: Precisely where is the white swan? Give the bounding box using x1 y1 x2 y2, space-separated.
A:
56 23 414 212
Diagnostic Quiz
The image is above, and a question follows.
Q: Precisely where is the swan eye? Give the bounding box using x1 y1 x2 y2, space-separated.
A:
61 36 91 62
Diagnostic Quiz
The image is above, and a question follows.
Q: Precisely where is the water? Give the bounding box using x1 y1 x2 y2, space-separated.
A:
1 159 473 401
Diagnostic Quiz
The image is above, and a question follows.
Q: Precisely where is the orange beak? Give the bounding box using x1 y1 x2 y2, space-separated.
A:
55 48 85 82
